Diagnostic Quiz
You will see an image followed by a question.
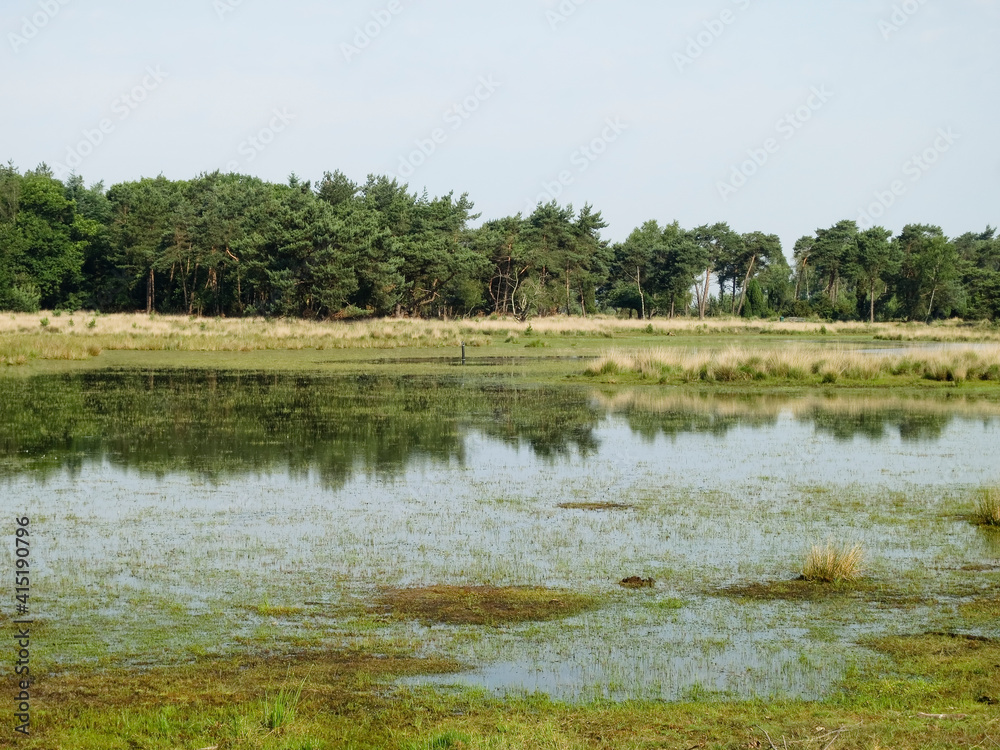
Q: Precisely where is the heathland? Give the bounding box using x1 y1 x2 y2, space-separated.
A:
4 311 1000 376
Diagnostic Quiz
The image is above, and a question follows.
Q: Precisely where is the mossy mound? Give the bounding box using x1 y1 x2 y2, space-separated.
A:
378 585 599 625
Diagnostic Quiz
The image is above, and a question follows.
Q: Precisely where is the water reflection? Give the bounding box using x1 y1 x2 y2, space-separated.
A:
594 390 1000 443
6 370 1000 700
1 371 1000 485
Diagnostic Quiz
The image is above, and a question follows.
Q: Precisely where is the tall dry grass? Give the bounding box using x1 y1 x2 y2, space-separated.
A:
973 488 1000 527
0 313 500 364
585 345 1000 383
2 311 999 366
801 542 864 583
1 311 997 340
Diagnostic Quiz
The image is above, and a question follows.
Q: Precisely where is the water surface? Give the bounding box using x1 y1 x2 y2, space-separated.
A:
4 370 999 700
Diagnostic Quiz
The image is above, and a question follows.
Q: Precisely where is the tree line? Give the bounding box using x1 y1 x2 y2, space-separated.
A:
1 163 997 321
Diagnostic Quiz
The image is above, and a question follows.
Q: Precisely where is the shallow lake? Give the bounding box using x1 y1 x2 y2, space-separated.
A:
4 370 999 700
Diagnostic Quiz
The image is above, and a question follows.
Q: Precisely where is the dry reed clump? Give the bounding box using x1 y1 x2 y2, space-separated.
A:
801 542 864 583
0 334 101 365
584 345 1000 384
973 488 1000 527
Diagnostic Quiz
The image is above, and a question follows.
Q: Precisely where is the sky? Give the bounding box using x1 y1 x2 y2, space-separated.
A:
2 0 998 256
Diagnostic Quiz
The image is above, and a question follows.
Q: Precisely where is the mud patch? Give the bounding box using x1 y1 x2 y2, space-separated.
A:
619 576 655 589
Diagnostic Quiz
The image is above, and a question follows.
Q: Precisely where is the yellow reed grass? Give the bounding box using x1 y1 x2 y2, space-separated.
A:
802 542 864 583
585 345 1000 383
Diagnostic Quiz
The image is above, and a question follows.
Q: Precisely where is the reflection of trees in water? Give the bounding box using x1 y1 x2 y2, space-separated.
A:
474 384 600 458
619 411 780 440
597 390 998 443
802 408 949 442
0 372 601 486
596 391 783 440
2 377 996 484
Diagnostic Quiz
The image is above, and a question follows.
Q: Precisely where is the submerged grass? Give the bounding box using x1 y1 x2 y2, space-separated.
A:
861 632 1000 708
378 585 599 626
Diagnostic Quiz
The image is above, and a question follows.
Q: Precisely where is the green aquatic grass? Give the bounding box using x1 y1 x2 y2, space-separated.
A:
9 631 1000 749
263 676 306 731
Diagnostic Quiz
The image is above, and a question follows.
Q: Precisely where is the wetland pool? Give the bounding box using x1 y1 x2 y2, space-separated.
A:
3 369 999 701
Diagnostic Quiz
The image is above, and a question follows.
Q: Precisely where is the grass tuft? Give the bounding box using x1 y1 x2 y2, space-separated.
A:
263 676 305 731
802 541 864 583
972 487 1000 527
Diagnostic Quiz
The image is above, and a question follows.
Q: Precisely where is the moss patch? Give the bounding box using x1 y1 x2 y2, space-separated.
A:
378 585 599 625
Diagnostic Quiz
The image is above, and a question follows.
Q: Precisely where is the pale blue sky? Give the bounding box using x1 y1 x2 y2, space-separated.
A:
3 0 998 253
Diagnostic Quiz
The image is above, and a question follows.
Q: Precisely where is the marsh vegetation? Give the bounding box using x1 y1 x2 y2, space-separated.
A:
586 343 1000 384
2 357 999 748
4 312 1000 368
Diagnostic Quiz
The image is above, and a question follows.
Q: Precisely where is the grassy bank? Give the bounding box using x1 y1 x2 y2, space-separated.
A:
5 630 998 749
2 312 1000 368
585 345 1000 385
